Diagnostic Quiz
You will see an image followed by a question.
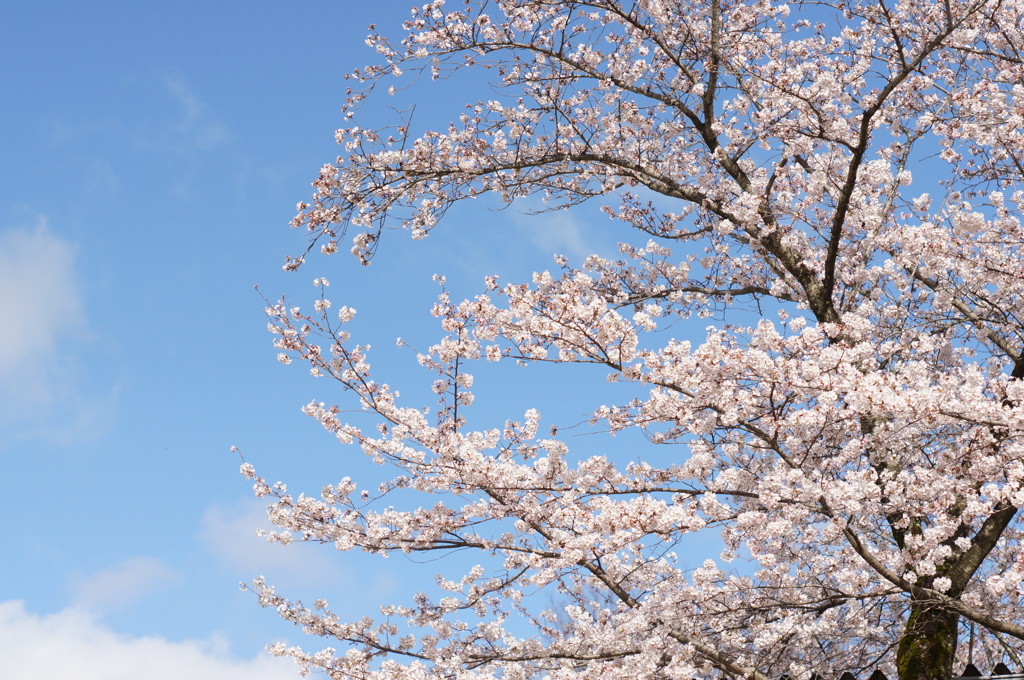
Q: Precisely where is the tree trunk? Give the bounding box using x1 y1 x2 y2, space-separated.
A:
896 601 959 680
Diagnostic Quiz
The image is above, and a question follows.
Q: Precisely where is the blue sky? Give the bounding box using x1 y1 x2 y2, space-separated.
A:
0 2 687 677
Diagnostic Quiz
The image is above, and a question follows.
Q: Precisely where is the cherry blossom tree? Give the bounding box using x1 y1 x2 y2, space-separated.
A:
243 1 1024 679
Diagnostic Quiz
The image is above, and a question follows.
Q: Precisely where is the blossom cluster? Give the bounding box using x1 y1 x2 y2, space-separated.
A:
249 1 1024 678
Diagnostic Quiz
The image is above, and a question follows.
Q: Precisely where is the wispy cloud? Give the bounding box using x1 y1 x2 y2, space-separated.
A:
0 600 298 680
0 219 108 445
70 557 180 615
513 208 606 265
200 499 351 589
0 219 85 382
162 72 230 152
0 219 119 445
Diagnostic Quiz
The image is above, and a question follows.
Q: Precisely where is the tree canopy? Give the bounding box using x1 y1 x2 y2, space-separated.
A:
244 1 1024 679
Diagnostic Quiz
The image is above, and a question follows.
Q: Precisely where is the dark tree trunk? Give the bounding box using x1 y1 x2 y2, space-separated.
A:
896 601 959 680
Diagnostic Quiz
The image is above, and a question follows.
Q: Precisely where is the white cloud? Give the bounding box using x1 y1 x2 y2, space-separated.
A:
70 557 180 615
0 600 299 680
